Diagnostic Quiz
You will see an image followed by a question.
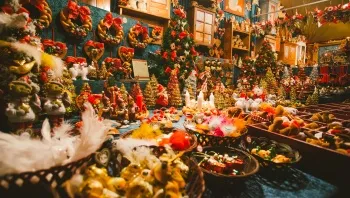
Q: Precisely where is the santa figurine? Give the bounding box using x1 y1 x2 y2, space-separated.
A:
156 84 168 108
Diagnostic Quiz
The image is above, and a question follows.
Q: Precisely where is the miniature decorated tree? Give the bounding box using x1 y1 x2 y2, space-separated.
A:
264 67 278 94
167 72 183 107
120 83 128 102
182 70 197 100
238 57 256 89
310 87 319 105
150 74 159 98
290 86 297 103
255 40 277 74
277 85 286 101
144 81 155 108
151 6 198 85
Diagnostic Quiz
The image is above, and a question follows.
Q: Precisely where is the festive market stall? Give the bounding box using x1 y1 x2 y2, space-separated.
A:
0 0 349 197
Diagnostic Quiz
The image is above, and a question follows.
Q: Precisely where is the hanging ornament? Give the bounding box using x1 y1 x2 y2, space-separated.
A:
184 43 189 49
184 50 190 56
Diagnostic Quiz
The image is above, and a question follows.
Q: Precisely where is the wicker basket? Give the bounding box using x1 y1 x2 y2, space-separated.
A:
240 136 302 168
192 146 259 179
184 123 248 147
120 128 198 153
113 146 205 198
0 153 93 197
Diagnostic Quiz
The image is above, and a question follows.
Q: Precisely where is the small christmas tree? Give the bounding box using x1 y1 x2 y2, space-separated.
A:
214 90 225 109
309 66 319 84
144 81 155 108
264 67 278 94
98 62 108 79
259 78 268 92
167 71 183 107
255 40 277 74
277 85 286 101
120 83 128 102
305 95 313 106
290 86 297 103
238 57 256 89
310 87 319 105
182 71 197 101
150 74 159 98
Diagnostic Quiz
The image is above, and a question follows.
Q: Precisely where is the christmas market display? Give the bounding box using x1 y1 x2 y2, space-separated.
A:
0 0 349 197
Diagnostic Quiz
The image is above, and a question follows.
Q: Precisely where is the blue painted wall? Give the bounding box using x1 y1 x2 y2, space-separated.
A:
42 0 161 62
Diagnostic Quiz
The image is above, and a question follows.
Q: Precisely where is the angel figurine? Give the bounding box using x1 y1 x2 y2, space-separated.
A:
5 80 41 136
43 81 71 127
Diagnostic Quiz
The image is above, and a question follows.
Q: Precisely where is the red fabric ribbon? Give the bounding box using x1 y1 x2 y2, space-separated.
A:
31 0 45 12
67 0 91 22
104 12 122 30
42 39 55 46
85 40 104 49
1 5 29 15
76 57 87 63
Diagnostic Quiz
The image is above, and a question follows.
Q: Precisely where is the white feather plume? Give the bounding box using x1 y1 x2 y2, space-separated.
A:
0 103 114 175
51 55 65 78
0 13 28 33
12 42 41 65
70 103 112 161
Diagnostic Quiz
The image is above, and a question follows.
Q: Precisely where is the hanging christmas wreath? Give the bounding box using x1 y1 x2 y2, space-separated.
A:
59 0 92 39
97 12 124 46
151 26 163 41
128 23 150 49
42 39 68 58
30 0 52 30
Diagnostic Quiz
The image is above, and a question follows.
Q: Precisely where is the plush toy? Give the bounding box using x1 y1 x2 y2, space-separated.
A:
268 117 284 132
253 86 265 100
156 84 169 107
69 62 96 81
311 112 335 123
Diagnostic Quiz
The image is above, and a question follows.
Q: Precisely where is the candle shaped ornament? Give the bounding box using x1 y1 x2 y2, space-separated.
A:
136 94 143 110
197 91 204 110
209 92 215 109
185 90 190 107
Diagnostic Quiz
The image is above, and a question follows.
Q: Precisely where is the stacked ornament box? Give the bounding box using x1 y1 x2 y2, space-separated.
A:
247 103 350 184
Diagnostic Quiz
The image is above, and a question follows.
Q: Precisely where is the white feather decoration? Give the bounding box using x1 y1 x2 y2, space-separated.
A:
0 13 28 34
0 103 114 175
12 42 42 66
50 55 65 78
70 103 113 161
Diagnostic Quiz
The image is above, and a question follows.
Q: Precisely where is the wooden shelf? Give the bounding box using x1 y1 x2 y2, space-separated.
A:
118 5 170 22
232 29 250 35
223 21 251 59
232 47 249 51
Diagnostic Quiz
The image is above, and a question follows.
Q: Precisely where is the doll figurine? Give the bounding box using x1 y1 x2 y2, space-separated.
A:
127 95 139 124
5 80 41 136
100 92 113 119
114 98 130 128
156 84 169 108
43 81 71 127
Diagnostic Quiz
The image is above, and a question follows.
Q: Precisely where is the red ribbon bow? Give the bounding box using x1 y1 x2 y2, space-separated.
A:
67 0 91 23
85 40 105 49
66 56 86 64
104 12 123 30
